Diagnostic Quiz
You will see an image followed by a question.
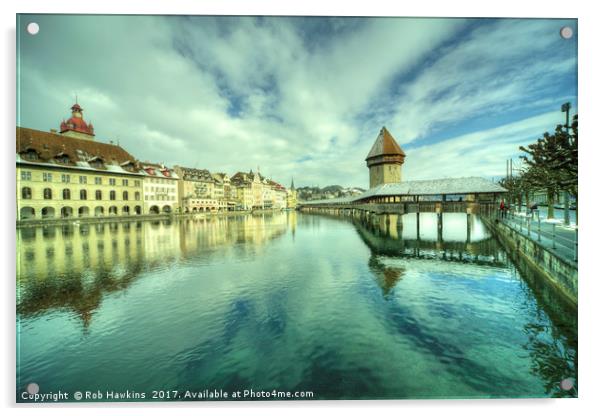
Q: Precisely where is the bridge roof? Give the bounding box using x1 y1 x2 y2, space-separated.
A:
357 177 507 199
300 177 506 205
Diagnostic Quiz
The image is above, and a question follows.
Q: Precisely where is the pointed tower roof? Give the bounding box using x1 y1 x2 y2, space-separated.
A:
365 126 405 160
290 178 295 190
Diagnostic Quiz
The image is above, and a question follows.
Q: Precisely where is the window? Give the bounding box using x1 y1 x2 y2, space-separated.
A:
145 195 148 200
110 190 116 200
95 177 102 185
63 189 71 200
123 191 129 201
135 192 140 201
79 176 87 184
90 160 103 169
20 171 32 181
21 187 32 199
109 178 116 186
61 174 70 183
43 188 52 199
122 179 129 186
95 190 102 200
134 180 140 187
43 172 52 182
23 150 38 160
80 189 87 200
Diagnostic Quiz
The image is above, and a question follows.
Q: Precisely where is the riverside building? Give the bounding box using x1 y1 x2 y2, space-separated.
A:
16 103 145 221
141 163 179 214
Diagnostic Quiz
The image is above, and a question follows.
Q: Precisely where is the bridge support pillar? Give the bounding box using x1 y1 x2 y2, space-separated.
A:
416 212 421 241
467 213 472 244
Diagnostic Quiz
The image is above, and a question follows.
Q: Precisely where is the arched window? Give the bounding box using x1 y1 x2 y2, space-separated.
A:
21 187 32 200
95 190 102 200
63 189 71 200
43 188 52 200
110 190 116 201
80 189 87 200
135 191 140 201
123 191 129 201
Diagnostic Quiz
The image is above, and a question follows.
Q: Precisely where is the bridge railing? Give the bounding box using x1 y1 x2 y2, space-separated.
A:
498 209 578 262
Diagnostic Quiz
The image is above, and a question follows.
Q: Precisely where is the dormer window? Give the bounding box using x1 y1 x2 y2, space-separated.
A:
56 152 70 164
21 149 39 161
89 156 105 169
121 161 136 172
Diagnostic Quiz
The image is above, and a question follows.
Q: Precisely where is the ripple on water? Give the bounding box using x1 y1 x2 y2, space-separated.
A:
16 214 577 399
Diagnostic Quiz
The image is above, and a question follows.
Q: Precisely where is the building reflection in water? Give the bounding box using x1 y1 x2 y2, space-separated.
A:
17 212 293 327
352 212 577 397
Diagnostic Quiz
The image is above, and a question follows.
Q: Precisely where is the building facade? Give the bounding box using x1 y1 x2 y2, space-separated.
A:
231 171 268 210
141 163 179 214
17 102 294 221
174 166 226 212
16 104 145 221
268 180 288 209
213 172 236 210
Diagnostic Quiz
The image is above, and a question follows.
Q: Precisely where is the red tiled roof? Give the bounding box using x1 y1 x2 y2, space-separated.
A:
17 127 138 170
59 103 95 136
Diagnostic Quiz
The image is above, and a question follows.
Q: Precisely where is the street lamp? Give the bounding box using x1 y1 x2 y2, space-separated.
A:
561 102 571 132
560 102 572 225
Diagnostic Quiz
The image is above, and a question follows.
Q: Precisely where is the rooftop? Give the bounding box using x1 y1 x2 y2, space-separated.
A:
365 126 405 161
300 177 507 205
17 127 140 175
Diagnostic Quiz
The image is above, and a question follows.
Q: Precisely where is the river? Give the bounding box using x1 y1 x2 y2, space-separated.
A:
16 212 577 400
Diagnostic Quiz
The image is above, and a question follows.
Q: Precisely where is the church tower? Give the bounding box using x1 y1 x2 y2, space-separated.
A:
365 127 405 189
287 177 297 209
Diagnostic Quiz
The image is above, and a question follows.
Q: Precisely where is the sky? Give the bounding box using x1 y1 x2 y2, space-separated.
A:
16 15 577 189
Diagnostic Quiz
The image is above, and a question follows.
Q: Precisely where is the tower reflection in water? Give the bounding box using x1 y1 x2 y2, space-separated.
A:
16 213 291 328
351 212 577 397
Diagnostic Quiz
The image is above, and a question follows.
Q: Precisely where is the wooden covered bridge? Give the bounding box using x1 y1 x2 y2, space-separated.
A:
298 176 507 217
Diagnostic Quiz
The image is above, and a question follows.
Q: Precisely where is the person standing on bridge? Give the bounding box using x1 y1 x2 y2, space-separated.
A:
500 199 506 218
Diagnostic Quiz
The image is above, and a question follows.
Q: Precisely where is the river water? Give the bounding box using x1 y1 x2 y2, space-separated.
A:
16 212 577 400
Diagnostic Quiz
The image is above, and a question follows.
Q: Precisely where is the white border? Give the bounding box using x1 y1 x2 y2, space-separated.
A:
2 1 601 416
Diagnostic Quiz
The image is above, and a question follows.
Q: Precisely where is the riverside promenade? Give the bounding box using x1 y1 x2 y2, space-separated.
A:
484 209 578 306
500 209 578 264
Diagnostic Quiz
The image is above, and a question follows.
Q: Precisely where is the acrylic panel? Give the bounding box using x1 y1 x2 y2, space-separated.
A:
16 15 578 402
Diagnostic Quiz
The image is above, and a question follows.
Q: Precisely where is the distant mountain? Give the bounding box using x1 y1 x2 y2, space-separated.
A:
297 185 365 201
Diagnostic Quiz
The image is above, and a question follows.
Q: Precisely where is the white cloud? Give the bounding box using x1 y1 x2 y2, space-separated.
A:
18 16 576 188
403 111 565 180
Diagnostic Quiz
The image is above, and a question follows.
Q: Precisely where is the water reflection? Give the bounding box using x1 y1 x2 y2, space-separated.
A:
349 212 577 397
16 211 576 399
17 213 290 326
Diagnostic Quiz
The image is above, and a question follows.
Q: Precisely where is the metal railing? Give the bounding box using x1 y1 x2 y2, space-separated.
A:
498 209 578 262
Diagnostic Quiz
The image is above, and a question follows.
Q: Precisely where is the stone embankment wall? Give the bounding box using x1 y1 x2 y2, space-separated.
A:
483 217 577 307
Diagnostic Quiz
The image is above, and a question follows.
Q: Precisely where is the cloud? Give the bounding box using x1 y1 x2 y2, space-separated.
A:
17 16 577 188
403 111 566 180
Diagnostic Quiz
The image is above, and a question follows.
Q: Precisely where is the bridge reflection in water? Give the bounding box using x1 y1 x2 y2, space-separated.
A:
344 211 577 397
17 211 577 399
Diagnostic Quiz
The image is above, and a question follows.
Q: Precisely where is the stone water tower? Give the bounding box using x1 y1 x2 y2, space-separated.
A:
365 127 406 189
